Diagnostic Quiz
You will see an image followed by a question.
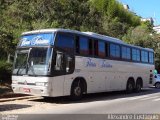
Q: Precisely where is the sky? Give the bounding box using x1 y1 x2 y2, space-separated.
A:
118 0 160 26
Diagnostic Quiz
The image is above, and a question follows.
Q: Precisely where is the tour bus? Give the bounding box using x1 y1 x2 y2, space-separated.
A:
12 29 155 100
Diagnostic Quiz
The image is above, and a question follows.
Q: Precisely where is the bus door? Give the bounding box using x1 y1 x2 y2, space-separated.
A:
51 50 65 96
52 49 75 96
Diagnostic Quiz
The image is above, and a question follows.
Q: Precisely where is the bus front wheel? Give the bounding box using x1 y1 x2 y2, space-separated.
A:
70 80 83 100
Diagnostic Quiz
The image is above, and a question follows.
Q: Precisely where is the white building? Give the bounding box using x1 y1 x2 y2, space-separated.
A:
141 18 154 25
153 25 160 34
123 4 129 10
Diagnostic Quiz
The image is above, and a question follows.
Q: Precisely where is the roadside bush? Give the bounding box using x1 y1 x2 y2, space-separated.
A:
0 61 13 85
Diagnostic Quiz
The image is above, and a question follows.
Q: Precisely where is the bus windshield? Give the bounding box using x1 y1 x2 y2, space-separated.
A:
13 47 52 76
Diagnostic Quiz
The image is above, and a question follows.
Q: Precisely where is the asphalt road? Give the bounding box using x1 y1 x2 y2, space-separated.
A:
35 87 160 114
1 87 160 120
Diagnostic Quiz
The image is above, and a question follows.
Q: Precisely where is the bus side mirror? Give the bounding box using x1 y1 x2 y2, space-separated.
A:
55 52 63 70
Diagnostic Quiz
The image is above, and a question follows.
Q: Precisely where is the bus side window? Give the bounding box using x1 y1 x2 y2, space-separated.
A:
141 51 149 63
79 36 89 55
149 52 154 64
98 41 105 58
110 43 120 58
122 46 131 60
132 48 140 62
56 33 74 53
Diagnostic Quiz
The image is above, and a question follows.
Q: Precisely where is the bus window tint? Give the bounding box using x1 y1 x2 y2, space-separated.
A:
110 43 120 58
132 49 140 61
79 36 89 55
56 33 74 52
98 41 105 58
122 46 131 60
149 52 154 64
141 51 149 63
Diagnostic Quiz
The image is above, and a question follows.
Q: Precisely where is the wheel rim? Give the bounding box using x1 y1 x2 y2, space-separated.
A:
137 84 141 91
128 83 133 91
74 86 81 96
156 83 160 89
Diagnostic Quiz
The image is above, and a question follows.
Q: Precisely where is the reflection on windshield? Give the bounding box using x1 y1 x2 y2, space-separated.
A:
27 48 49 75
13 48 52 76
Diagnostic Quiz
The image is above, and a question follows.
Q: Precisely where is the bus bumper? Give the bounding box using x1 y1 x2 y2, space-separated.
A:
12 84 51 97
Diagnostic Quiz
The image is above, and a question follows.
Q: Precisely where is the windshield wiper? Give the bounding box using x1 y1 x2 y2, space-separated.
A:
16 60 27 75
27 62 36 76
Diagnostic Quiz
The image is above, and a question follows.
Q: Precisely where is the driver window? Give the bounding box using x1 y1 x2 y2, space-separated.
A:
55 52 64 71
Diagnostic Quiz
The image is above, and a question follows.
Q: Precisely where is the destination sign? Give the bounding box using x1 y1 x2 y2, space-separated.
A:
19 33 54 47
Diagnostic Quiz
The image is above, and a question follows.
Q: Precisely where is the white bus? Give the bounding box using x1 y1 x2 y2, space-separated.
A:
12 29 155 100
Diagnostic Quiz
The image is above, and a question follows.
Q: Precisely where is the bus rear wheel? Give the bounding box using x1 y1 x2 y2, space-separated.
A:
70 80 83 100
126 80 135 93
135 80 142 92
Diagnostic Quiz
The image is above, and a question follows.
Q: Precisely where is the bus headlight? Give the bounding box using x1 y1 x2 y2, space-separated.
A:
36 82 48 86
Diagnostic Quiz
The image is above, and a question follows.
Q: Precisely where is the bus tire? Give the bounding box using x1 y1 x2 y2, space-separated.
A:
126 79 135 93
155 82 160 89
70 80 83 100
135 79 142 92
43 96 52 100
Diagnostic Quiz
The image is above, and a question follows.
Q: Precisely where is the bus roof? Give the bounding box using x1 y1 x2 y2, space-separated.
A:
22 28 154 52
22 28 124 43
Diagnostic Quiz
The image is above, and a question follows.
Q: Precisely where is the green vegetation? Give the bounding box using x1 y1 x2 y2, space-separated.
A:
0 0 160 83
0 61 12 85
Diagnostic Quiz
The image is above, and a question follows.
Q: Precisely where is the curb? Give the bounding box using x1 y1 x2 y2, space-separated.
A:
0 96 38 102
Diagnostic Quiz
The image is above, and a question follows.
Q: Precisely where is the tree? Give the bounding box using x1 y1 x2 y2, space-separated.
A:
102 17 128 38
90 0 141 38
152 34 160 72
122 25 154 48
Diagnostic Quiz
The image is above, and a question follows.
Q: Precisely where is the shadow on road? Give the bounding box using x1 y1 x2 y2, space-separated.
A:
29 87 160 104
0 104 32 112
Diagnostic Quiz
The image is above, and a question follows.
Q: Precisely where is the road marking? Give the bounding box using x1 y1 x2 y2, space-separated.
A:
140 96 159 100
127 92 160 101
152 98 160 101
127 95 151 100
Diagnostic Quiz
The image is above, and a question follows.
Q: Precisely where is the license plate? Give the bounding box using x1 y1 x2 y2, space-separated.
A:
23 88 31 93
